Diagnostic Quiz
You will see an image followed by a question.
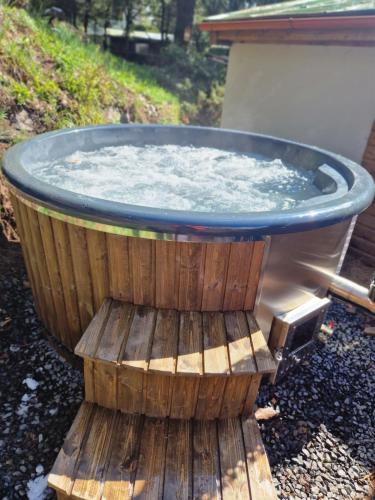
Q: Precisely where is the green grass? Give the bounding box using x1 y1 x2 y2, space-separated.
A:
0 5 181 134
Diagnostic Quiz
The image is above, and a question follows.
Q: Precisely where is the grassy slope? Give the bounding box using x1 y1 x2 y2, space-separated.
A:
0 5 180 143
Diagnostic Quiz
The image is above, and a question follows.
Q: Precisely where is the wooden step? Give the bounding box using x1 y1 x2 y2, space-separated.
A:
74 299 276 419
48 402 278 500
75 299 276 376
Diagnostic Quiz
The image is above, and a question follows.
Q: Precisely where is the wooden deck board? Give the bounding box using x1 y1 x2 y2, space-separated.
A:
242 416 278 500
77 299 274 378
177 312 203 376
75 299 112 359
163 419 192 500
49 403 277 499
246 313 277 374
133 418 167 499
193 420 222 500
70 407 116 499
101 413 143 500
218 418 250 500
121 306 157 371
225 311 257 375
48 402 94 495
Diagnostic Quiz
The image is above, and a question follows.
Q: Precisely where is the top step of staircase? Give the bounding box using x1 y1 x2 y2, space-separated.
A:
75 299 276 377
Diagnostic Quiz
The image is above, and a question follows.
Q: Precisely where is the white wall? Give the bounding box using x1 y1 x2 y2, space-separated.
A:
222 43 375 163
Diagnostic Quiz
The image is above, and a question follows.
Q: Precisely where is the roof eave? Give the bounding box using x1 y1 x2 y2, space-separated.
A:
199 14 375 33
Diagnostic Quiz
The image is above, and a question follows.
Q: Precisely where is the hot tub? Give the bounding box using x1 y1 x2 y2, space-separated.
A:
2 125 374 353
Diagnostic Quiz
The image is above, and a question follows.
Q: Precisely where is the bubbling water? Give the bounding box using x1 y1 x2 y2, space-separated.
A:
28 144 321 213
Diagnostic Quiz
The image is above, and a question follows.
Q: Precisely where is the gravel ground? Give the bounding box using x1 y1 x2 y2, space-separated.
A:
0 238 374 499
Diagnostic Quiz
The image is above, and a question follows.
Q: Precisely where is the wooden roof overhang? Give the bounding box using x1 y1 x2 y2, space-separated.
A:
199 15 375 46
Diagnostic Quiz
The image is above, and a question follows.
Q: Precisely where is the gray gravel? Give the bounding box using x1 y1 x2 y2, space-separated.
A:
258 300 375 499
0 242 83 499
0 239 374 499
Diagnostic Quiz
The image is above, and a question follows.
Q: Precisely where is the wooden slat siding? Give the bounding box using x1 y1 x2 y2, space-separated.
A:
163 419 192 500
350 244 375 264
75 299 112 359
243 374 263 416
359 212 375 230
176 311 203 376
145 373 174 418
244 241 265 310
48 402 94 495
178 242 206 310
19 203 49 327
223 243 254 311
56 493 69 500
155 241 178 309
25 206 57 334
130 237 155 306
170 376 200 419
202 312 230 375
218 418 251 500
68 224 94 331
202 244 230 311
10 196 42 320
351 234 375 260
145 310 178 417
13 205 266 351
246 312 276 374
106 233 133 303
121 306 157 371
225 311 257 375
354 223 375 244
117 368 145 415
196 377 227 421
133 418 167 499
220 375 251 419
101 413 143 500
37 212 69 345
148 309 178 374
93 361 117 410
51 218 81 347
95 301 134 364
84 359 95 403
193 420 222 500
364 203 375 217
351 120 375 266
242 417 277 500
71 407 116 499
86 229 109 311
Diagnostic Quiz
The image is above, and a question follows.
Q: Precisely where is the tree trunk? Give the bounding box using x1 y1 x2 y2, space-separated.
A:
83 0 91 34
174 0 196 45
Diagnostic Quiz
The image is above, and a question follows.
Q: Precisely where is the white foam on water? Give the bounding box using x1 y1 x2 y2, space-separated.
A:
28 144 320 213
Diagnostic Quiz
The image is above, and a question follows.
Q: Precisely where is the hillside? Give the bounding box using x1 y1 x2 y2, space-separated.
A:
0 5 182 239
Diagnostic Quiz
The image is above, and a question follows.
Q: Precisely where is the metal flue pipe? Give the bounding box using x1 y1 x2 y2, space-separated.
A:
329 274 375 314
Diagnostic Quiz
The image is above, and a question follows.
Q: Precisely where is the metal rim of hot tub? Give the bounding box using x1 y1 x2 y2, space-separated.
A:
3 124 374 243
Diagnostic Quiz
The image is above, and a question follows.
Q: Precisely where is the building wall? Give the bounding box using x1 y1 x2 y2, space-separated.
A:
221 43 375 163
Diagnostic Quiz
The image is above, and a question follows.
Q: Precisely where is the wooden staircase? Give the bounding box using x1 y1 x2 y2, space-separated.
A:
48 299 278 499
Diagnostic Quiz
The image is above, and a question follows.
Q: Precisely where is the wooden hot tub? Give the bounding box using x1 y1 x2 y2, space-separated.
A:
3 124 374 419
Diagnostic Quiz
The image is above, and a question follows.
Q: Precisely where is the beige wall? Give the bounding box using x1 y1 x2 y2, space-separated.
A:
221 43 375 163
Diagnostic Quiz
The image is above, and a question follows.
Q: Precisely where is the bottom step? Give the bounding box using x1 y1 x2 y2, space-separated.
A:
49 402 277 499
